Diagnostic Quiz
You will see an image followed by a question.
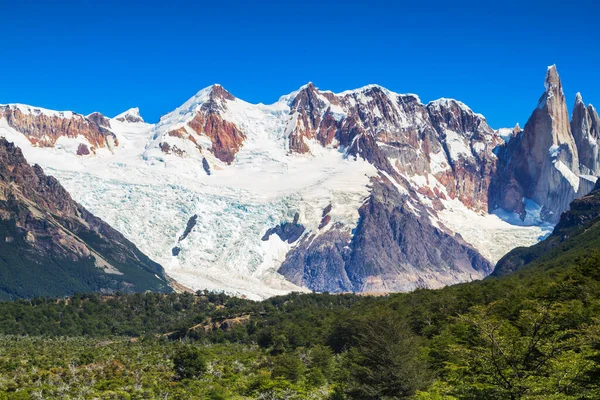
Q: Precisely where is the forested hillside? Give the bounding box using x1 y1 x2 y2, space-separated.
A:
1 241 600 399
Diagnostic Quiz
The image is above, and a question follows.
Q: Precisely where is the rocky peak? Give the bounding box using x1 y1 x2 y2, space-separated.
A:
210 84 235 101
571 93 600 174
151 83 245 164
544 64 561 92
114 107 144 124
538 65 576 164
201 84 235 113
166 84 235 121
290 83 321 107
161 84 244 164
87 112 111 128
426 99 492 137
491 65 586 222
286 83 330 153
589 104 600 139
513 123 522 135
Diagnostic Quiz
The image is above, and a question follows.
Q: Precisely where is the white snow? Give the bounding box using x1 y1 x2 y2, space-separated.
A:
113 107 143 122
580 174 598 184
444 130 472 160
472 141 485 153
548 145 561 158
428 98 486 120
497 128 514 143
554 160 580 192
429 149 451 174
440 198 552 263
1 103 76 119
0 96 377 300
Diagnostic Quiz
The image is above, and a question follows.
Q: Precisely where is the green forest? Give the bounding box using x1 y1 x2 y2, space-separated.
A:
1 240 600 399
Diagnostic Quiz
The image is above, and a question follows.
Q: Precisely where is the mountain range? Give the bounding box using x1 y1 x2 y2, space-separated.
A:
0 65 598 299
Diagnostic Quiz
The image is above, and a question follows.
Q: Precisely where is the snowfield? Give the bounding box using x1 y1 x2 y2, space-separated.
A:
1 98 378 300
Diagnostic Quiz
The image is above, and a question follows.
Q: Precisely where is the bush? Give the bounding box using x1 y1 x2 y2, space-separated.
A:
271 353 306 383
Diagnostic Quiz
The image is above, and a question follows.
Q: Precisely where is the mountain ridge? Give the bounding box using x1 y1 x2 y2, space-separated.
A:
0 65 596 299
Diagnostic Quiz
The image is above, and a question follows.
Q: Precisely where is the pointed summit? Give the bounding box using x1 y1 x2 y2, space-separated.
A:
209 84 235 101
513 123 522 136
544 64 561 91
492 65 582 222
114 107 144 123
572 92 600 174
184 84 235 107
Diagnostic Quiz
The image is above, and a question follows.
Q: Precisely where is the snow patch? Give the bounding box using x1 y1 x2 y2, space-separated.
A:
554 160 580 192
444 130 472 160
440 198 552 263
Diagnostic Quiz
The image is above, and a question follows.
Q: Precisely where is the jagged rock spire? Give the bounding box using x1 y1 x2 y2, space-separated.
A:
513 123 522 136
571 93 600 174
544 64 561 91
491 65 586 222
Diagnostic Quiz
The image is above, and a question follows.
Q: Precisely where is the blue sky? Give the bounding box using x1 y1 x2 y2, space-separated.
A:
1 0 598 128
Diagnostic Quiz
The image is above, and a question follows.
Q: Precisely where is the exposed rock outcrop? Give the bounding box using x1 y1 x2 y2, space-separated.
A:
1 105 117 150
188 112 245 164
114 108 144 123
571 93 600 175
283 85 501 213
262 213 305 244
178 215 198 242
278 178 492 293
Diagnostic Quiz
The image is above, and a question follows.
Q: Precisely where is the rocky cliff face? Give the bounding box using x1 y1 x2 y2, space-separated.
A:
0 105 117 153
571 94 600 175
490 66 597 222
281 84 501 213
0 138 172 299
155 85 245 164
278 178 492 293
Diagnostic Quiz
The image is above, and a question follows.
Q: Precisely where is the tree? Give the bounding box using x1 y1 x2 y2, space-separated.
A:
173 346 207 380
345 311 431 399
432 301 600 399
271 353 305 383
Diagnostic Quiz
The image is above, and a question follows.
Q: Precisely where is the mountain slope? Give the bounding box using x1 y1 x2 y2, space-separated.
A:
279 177 492 293
492 179 600 276
0 138 172 300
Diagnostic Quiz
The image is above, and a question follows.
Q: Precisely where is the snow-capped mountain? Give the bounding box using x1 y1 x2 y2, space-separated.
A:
0 65 595 299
